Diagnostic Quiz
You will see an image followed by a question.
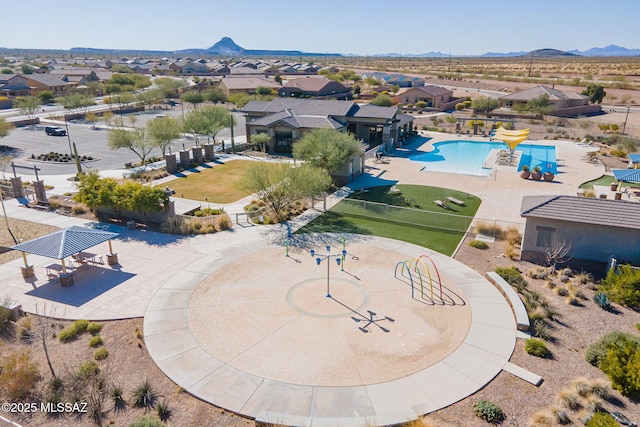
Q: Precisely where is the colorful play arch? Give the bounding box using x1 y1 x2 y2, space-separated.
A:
394 254 442 300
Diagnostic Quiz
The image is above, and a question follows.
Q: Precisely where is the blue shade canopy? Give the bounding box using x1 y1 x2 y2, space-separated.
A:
628 153 640 164
613 169 640 183
10 226 118 259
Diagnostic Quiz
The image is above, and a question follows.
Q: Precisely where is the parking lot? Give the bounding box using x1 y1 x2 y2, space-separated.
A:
1 107 246 177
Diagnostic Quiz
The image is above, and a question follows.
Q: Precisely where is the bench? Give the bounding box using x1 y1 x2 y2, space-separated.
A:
486 271 530 332
446 196 465 206
434 200 450 209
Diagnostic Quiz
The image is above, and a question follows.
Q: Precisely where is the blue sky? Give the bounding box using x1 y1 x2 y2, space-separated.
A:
2 0 639 55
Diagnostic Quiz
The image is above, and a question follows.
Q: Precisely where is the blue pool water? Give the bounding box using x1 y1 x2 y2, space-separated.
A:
410 140 557 176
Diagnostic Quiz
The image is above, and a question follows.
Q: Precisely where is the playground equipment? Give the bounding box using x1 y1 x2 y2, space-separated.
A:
394 254 442 300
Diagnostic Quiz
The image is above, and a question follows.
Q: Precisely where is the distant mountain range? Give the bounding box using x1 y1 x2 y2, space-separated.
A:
1 38 638 58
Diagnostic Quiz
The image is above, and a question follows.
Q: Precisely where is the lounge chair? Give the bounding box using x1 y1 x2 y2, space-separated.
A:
446 196 465 206
434 200 450 209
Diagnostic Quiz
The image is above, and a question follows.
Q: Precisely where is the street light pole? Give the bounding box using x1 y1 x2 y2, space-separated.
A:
622 106 631 135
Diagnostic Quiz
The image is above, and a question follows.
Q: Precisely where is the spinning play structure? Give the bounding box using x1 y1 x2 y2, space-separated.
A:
394 254 442 299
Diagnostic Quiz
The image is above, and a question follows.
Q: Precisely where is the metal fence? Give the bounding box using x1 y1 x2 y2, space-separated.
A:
331 199 525 239
332 199 474 233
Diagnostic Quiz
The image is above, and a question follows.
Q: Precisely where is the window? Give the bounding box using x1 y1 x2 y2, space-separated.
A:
536 226 555 248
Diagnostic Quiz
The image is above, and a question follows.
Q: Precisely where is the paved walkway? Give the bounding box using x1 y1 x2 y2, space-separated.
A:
0 134 602 425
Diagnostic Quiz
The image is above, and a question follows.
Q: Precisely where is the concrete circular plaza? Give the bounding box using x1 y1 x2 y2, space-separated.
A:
144 234 517 427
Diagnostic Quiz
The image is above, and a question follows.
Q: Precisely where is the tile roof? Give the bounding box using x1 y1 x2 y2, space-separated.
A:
219 76 279 89
282 76 342 92
406 85 452 97
249 109 343 129
352 104 398 120
25 74 68 87
501 85 588 102
521 195 640 230
243 98 356 116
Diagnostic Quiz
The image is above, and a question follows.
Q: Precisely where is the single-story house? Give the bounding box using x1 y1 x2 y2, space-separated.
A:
278 76 351 100
242 98 414 154
215 76 280 96
0 74 68 97
520 195 640 272
399 85 454 108
499 85 601 116
50 68 100 83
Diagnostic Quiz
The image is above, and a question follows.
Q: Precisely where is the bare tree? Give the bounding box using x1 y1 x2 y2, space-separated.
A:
545 237 573 271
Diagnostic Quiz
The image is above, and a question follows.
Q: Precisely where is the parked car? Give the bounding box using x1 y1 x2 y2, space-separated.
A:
44 126 67 136
611 412 637 427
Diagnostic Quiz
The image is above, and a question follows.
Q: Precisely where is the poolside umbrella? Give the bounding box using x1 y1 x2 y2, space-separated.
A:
494 127 530 165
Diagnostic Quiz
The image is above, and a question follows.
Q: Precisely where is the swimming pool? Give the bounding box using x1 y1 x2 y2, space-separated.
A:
410 140 557 176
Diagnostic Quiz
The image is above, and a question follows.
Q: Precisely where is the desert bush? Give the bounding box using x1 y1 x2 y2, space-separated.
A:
132 380 156 408
156 399 171 421
16 316 33 340
599 334 640 396
215 214 232 231
59 319 90 342
495 266 528 292
525 339 550 358
475 221 504 239
129 415 167 427
571 377 591 397
469 240 488 249
0 351 40 400
94 348 109 361
598 264 640 308
88 335 103 348
585 412 617 427
77 360 99 379
87 322 103 335
0 305 15 332
585 331 639 367
565 295 580 305
505 226 522 245
472 399 504 423
557 389 581 410
588 378 611 399
583 394 603 412
530 411 553 427
71 205 86 215
551 407 570 425
555 286 568 297
505 243 517 260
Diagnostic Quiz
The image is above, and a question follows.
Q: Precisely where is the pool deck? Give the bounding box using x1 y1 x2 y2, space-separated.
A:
357 132 604 226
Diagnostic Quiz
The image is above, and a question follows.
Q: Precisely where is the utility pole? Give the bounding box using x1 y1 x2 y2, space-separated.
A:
528 52 535 78
622 106 631 135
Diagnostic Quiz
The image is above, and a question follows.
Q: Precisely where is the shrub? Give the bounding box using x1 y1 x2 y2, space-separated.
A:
16 316 33 340
598 264 640 308
88 335 103 348
472 399 504 423
551 407 570 425
132 380 156 408
585 331 640 367
415 101 427 108
599 334 640 396
593 292 611 310
58 328 79 342
215 214 232 231
495 266 528 291
505 226 522 245
526 338 550 358
87 321 103 335
557 389 581 410
585 412 618 427
156 399 171 421
475 221 504 239
77 360 99 379
530 411 553 427
469 240 488 249
0 352 40 400
0 305 15 331
588 379 611 399
571 377 591 397
71 205 86 215
129 415 167 427
94 348 109 361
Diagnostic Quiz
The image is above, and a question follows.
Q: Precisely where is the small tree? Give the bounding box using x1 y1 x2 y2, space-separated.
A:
74 171 118 212
203 87 227 104
256 86 274 96
582 84 607 104
181 90 204 110
471 97 500 116
545 237 572 271
292 129 363 175
241 163 331 221
14 96 41 120
146 116 182 155
85 112 99 129
0 117 13 139
107 128 155 165
250 133 271 152
59 93 95 116
370 94 393 107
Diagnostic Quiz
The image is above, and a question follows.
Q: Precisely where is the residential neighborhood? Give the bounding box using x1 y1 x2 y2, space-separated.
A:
0 22 639 427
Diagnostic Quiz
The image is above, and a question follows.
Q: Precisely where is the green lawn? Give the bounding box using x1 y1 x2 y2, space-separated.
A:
579 174 634 190
298 185 481 256
165 160 272 203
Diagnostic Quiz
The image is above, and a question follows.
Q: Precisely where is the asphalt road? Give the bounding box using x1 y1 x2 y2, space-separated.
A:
1 108 246 177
